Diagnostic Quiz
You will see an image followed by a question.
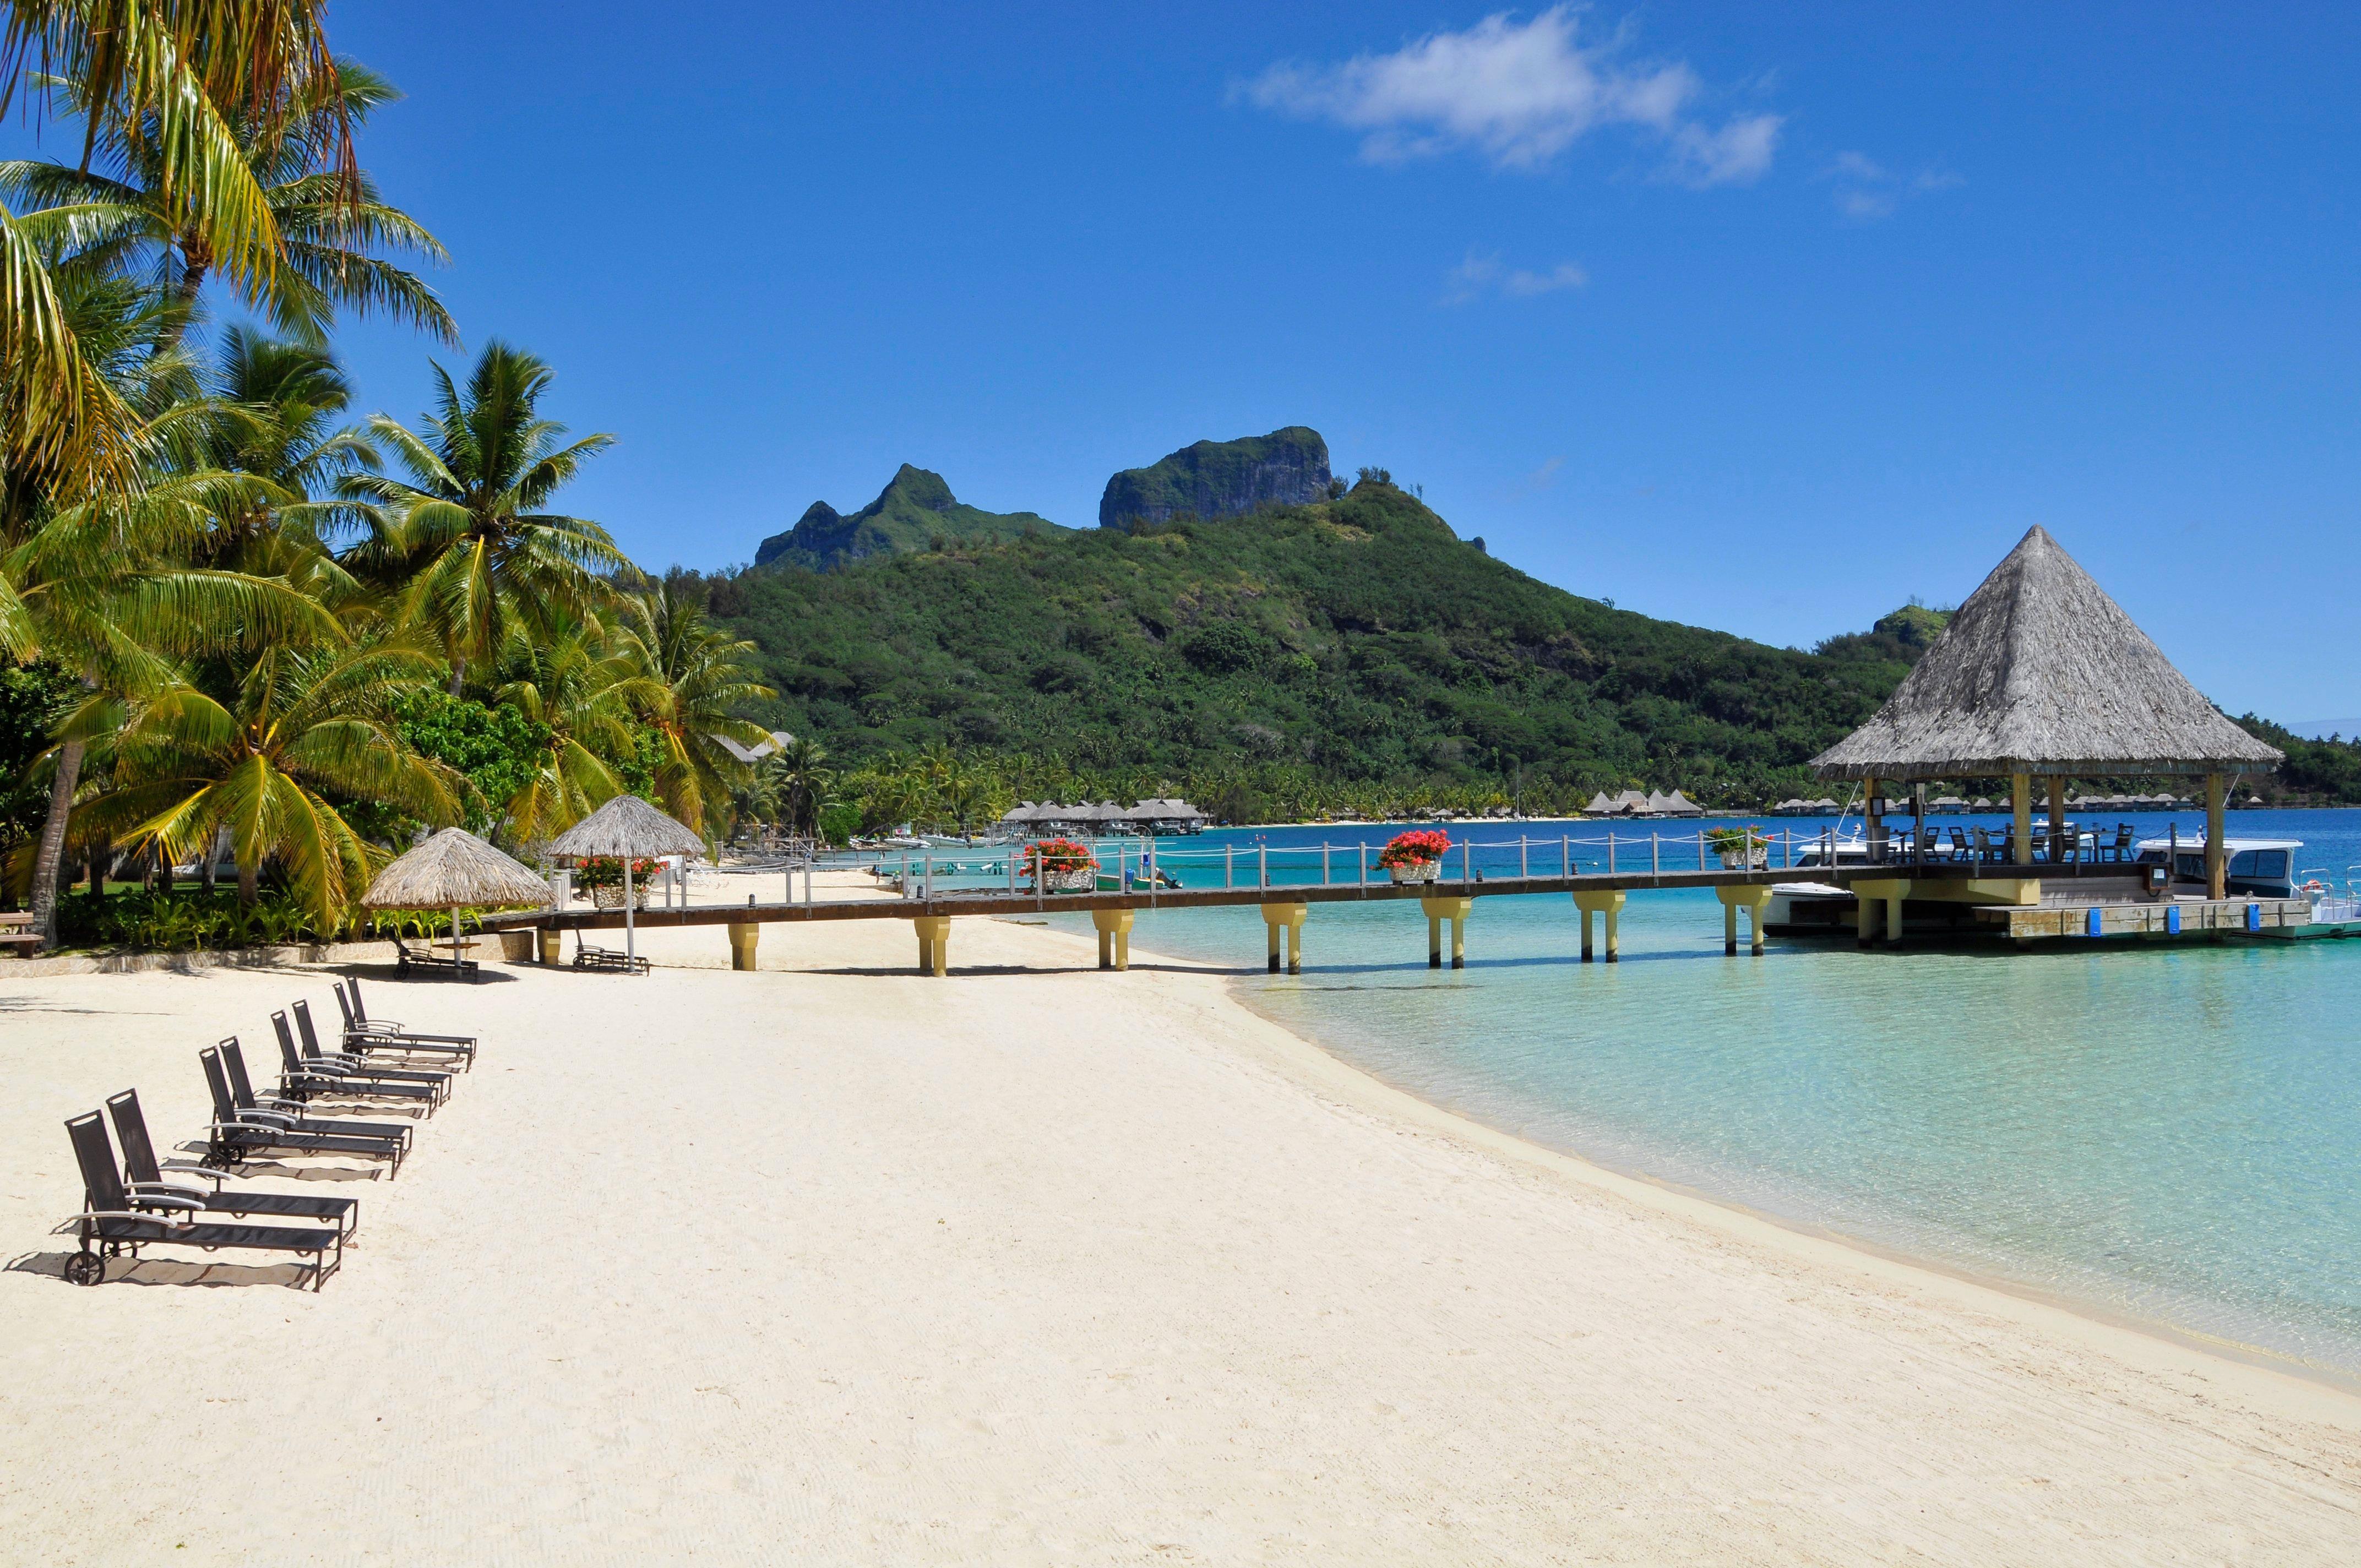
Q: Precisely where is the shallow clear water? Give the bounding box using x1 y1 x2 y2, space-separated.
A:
1021 810 2361 1374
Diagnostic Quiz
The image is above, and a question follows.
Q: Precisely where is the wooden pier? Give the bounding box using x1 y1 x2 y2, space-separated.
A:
481 858 2268 974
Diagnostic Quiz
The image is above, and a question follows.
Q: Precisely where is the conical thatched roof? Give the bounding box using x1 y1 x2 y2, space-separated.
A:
1811 527 2282 781
361 829 551 910
545 794 708 859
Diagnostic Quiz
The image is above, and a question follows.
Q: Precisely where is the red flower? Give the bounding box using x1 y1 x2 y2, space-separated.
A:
1378 829 1452 869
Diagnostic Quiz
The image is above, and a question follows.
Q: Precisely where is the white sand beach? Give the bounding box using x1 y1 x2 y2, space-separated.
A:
5 901 2360 1565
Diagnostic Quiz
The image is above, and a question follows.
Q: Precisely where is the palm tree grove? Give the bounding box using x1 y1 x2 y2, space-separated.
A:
0 4 771 950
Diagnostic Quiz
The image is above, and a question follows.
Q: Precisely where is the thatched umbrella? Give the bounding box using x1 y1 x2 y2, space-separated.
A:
545 796 708 968
361 829 552 969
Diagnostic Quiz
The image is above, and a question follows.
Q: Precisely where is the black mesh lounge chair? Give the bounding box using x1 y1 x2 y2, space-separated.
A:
200 1045 407 1174
220 1038 418 1146
105 1089 359 1238
293 1002 451 1098
572 933 649 974
334 978 477 1068
271 1009 444 1111
57 1110 342 1289
392 929 479 981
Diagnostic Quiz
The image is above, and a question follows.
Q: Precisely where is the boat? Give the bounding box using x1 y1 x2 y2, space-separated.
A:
2130 836 2300 899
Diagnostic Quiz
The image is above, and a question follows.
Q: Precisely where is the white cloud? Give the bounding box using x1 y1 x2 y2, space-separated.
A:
1444 252 1588 304
1241 6 1781 184
1506 456 1565 500
1827 150 1961 221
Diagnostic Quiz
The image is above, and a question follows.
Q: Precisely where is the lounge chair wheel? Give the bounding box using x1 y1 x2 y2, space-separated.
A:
64 1251 104 1287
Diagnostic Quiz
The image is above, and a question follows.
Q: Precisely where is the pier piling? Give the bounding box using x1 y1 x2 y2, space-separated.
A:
1092 907 1135 971
1261 901 1307 974
911 914 951 977
1572 889 1625 963
1714 885 1774 956
1421 895 1473 969
728 919 759 971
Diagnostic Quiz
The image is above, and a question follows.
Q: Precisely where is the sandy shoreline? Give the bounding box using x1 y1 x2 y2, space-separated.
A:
5 900 2359 1564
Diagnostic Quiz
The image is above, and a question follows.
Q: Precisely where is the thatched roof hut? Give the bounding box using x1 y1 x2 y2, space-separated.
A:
546 794 708 860
361 829 551 911
1810 527 2281 782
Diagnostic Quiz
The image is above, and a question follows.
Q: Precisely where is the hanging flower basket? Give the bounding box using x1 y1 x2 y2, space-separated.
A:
1023 839 1098 892
1379 829 1451 883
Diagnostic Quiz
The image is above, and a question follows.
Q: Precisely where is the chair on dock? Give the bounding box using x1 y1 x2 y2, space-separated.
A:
1947 827 1972 862
56 1109 344 1289
106 1089 360 1238
2103 823 2135 862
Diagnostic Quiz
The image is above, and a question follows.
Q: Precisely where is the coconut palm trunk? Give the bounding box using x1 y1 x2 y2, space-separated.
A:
27 733 84 945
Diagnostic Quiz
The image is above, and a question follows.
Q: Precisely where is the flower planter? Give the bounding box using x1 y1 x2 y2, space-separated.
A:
1042 866 1096 892
589 884 650 911
1716 848 1769 870
1388 861 1441 884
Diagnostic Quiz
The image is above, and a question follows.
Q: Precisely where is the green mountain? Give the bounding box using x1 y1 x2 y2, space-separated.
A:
753 464 1067 571
698 477 1918 812
1100 426 1334 530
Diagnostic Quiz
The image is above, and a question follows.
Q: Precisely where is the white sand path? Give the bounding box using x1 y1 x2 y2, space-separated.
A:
2 907 2358 1565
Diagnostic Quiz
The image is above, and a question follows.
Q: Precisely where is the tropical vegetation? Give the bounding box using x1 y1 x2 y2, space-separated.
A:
0 10 771 948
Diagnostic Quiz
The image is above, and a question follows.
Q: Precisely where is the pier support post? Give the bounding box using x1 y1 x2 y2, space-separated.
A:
727 920 759 972
910 914 951 977
2205 772 2226 899
1854 879 1913 948
1421 896 1473 969
536 925 561 965
1572 889 1625 963
1260 901 1307 974
1714 885 1775 956
1092 907 1136 971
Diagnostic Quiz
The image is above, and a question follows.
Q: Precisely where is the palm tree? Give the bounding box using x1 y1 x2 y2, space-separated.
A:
757 735 831 837
82 638 459 918
4 264 335 940
0 56 453 347
490 613 637 845
613 579 774 840
1 2 341 482
342 341 625 693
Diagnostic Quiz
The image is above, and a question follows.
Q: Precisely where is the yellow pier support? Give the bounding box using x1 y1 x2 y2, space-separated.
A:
727 920 759 972
1261 901 1307 974
1092 907 1136 971
910 914 951 977
1571 889 1625 963
1854 878 1912 946
1715 884 1774 956
1421 895 1473 969
537 925 562 965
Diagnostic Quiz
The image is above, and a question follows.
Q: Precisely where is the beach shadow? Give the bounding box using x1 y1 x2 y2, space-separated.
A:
7 1249 316 1291
166 1146 383 1182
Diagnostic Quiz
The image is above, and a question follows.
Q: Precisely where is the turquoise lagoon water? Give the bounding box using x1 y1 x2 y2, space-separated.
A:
1021 812 2361 1375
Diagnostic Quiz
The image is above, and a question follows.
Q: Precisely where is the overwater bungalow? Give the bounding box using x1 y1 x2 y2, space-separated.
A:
1796 525 2283 940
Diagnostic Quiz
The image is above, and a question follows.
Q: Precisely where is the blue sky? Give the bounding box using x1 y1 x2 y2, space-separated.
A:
14 4 2359 720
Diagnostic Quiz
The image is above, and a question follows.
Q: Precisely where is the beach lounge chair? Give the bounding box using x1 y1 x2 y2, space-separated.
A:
57 1110 343 1289
334 978 477 1068
292 1001 451 1101
199 1044 408 1174
105 1089 359 1238
392 929 479 981
571 933 649 974
271 1009 444 1111
219 1038 418 1146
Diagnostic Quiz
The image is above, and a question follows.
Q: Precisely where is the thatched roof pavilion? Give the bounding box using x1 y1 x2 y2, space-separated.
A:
1810 526 2278 893
1811 527 2280 782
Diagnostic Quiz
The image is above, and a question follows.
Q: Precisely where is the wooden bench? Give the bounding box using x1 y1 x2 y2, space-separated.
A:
0 912 41 956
